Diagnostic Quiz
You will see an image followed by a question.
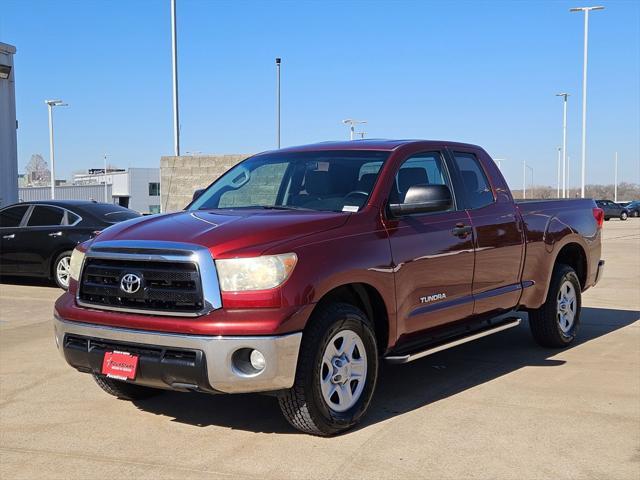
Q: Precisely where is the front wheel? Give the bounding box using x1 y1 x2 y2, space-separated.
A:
529 264 582 348
53 251 72 290
93 374 160 401
278 303 378 436
620 211 628 221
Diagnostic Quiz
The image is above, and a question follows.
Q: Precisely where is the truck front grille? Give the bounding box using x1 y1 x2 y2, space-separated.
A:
78 258 204 314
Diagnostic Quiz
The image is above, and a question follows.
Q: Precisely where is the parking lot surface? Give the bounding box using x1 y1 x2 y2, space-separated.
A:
1 220 639 480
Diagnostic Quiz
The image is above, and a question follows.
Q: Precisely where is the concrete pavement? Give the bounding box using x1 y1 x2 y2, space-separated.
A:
1 219 638 479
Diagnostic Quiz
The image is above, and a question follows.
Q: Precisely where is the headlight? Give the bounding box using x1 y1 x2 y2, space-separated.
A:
216 253 297 292
69 248 86 281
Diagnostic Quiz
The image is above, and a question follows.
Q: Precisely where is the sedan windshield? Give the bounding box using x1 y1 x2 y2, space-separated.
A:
188 150 390 213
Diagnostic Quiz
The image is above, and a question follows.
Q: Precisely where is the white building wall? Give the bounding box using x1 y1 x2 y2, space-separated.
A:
0 43 18 207
128 168 161 214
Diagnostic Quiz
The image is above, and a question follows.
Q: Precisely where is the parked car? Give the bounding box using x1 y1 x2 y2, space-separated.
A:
0 201 140 289
54 140 604 435
622 200 640 217
595 199 629 221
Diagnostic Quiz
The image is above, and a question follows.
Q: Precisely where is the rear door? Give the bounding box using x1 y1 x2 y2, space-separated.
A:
20 205 68 274
0 204 31 274
449 148 525 316
386 150 475 342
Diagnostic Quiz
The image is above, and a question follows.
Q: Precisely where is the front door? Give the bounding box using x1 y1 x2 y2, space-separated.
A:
385 150 475 344
0 204 31 274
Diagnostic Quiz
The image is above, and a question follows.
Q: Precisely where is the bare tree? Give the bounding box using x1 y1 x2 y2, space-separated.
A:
25 154 51 185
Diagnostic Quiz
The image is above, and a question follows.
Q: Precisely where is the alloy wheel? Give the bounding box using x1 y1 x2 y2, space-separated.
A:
56 256 71 289
557 280 577 334
319 329 367 413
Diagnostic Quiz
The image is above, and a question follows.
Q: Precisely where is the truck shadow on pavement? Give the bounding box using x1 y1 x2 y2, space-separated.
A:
132 306 639 434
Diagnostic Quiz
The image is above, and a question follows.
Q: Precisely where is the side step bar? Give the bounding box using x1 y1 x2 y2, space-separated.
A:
384 317 522 365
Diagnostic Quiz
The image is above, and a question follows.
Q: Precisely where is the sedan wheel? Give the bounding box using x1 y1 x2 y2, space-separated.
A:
54 252 72 290
620 211 628 221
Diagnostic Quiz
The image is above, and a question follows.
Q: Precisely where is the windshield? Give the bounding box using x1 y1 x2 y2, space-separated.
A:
188 150 390 213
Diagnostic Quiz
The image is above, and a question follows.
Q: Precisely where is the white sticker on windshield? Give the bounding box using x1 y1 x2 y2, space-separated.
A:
342 205 359 212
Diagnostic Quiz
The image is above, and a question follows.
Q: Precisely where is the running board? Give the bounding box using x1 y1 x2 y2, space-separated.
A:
384 317 522 365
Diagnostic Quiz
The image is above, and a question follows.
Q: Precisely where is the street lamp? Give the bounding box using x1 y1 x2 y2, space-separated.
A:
170 0 180 156
556 93 570 197
342 119 367 140
522 161 534 199
276 57 281 149
45 99 68 200
494 158 505 170
570 6 605 198
557 147 562 198
614 152 618 203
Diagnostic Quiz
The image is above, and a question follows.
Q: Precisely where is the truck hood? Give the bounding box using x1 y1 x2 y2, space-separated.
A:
93 209 350 257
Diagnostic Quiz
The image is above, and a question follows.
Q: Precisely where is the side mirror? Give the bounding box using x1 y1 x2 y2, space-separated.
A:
389 184 452 216
192 188 205 202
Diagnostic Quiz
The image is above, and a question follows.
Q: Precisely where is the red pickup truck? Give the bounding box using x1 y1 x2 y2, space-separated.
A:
54 140 605 435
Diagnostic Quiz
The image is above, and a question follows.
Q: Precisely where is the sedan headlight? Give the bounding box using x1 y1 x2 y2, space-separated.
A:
216 253 297 292
69 248 86 281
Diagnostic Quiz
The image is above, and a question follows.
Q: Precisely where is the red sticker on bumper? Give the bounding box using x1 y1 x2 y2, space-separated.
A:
102 351 138 380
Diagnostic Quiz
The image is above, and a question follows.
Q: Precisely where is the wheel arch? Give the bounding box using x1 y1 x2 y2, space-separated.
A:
309 283 390 354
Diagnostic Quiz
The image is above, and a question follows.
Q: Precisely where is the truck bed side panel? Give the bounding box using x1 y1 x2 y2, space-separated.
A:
516 199 601 309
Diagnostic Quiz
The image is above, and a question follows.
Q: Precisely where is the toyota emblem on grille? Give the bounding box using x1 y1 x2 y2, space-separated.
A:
120 273 142 294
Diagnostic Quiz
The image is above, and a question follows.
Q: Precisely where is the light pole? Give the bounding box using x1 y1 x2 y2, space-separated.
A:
170 0 180 156
614 152 618 202
523 160 527 199
557 147 562 198
570 6 604 198
276 57 281 149
103 154 109 203
556 93 569 197
342 119 367 140
527 164 534 198
45 99 68 200
494 158 505 170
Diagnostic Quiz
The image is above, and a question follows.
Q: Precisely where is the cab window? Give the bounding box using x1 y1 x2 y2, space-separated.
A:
27 206 65 226
391 151 453 210
452 152 494 209
0 205 29 228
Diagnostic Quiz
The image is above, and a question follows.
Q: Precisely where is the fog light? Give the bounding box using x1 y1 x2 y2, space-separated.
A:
250 349 266 371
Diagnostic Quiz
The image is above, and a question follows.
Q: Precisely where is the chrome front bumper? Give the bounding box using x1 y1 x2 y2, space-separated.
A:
54 314 302 394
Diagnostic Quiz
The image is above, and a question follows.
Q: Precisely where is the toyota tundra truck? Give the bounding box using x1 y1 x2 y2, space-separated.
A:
54 140 605 436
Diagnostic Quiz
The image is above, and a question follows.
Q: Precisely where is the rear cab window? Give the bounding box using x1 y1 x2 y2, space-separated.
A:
452 152 495 209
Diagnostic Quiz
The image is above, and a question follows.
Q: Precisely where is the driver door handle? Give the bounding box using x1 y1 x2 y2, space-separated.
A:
451 223 472 238
2 234 15 240
48 231 63 237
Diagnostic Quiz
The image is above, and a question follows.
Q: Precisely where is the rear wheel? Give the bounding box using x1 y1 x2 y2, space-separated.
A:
92 374 160 401
53 251 72 290
620 211 628 221
529 264 581 348
278 303 378 436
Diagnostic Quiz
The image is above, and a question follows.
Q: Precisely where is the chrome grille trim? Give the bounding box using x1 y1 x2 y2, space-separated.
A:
76 240 222 317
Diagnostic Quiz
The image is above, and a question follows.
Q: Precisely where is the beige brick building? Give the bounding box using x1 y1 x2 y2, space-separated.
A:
160 154 250 212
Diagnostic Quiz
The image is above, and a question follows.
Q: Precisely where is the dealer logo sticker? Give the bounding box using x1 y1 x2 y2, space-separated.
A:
120 273 142 294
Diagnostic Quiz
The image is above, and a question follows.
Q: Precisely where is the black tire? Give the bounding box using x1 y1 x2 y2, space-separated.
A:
52 251 73 290
633 210 639 218
529 264 582 348
604 217 610 221
620 211 628 221
278 303 378 436
92 374 160 401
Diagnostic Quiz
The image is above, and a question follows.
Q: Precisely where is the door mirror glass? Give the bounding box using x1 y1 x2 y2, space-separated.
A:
389 184 453 216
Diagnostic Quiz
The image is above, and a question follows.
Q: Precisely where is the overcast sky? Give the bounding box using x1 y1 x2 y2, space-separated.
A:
2 0 639 188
